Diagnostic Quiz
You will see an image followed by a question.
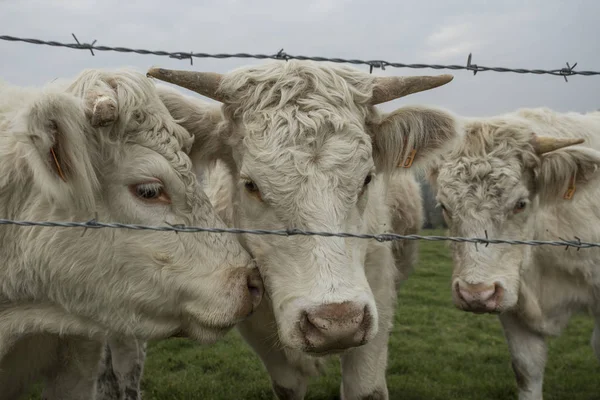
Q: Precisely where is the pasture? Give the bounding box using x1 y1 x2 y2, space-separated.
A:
26 229 598 400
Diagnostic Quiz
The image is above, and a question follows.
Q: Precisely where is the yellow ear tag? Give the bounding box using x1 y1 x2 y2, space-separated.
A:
563 173 576 200
401 149 417 168
50 146 67 182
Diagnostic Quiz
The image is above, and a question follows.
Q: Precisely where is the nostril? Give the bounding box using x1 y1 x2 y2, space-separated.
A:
492 282 504 302
248 284 261 299
360 305 370 329
300 311 318 335
246 269 264 306
454 281 463 299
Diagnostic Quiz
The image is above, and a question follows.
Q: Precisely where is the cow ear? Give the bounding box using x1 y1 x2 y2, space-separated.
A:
369 105 462 174
536 146 600 204
24 92 99 209
155 84 232 171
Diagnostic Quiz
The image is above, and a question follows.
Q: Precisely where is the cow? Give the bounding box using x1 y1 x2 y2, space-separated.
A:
0 68 263 399
426 107 600 400
138 60 460 400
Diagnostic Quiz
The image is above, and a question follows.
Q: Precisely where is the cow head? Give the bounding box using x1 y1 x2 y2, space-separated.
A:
147 61 459 354
9 69 263 342
427 110 600 314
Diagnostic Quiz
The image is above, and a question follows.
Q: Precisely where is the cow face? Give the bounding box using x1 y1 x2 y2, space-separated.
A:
12 69 263 342
428 114 599 314
149 61 459 354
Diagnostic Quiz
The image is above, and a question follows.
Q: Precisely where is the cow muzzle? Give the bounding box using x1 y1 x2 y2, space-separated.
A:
453 279 505 314
234 266 264 319
299 301 373 354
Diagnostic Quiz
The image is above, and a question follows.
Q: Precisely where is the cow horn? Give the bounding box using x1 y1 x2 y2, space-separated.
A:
146 67 225 102
530 135 585 155
371 74 454 105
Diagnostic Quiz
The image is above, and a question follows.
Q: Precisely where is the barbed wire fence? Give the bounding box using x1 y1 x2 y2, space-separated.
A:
0 219 595 250
1 33 599 249
3 34 600 81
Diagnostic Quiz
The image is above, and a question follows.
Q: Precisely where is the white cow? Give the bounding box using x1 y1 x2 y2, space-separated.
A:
0 68 263 399
427 107 600 400
140 60 460 400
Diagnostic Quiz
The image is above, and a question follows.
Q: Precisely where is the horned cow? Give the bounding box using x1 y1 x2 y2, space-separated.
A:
0 69 263 399
137 60 460 400
428 107 600 400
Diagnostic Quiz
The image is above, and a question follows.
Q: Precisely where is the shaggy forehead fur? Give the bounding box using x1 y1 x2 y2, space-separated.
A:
217 61 378 219
431 108 600 224
66 69 198 208
67 69 194 155
431 112 543 216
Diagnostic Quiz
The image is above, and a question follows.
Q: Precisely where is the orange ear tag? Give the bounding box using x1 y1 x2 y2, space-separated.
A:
401 149 417 168
398 135 417 168
563 173 576 200
50 146 67 182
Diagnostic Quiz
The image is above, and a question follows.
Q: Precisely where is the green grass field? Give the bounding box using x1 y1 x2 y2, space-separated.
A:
28 229 599 399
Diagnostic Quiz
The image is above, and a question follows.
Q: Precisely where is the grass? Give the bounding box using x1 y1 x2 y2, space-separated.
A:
28 229 599 399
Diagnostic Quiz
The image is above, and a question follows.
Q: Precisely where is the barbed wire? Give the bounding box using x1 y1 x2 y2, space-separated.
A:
1 34 599 82
0 218 595 250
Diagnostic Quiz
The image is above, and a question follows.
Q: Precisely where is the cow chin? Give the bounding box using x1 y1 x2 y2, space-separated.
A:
181 320 238 344
181 304 249 344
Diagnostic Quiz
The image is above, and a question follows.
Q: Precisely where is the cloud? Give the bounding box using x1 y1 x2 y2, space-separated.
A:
0 0 599 117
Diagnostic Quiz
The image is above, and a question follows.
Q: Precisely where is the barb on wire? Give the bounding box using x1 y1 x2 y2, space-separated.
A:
0 218 598 249
1 34 600 79
560 61 577 82
71 33 96 56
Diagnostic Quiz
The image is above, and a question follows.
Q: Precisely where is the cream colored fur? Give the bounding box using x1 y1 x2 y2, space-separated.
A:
0 69 259 399
428 107 600 400
149 60 459 400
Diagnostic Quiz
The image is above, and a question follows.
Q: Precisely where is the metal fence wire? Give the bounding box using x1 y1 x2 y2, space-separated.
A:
0 219 596 249
2 34 600 81
1 34 599 249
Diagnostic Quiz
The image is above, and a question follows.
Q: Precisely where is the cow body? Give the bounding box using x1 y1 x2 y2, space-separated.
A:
428 108 600 400
0 70 262 399
134 60 459 399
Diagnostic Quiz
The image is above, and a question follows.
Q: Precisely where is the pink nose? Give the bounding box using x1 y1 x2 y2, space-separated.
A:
299 302 372 354
455 281 504 313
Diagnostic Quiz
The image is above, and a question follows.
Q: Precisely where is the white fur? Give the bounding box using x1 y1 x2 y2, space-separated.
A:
147 60 460 400
428 107 600 400
0 69 260 399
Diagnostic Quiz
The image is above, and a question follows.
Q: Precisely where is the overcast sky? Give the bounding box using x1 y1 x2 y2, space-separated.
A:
1 0 599 117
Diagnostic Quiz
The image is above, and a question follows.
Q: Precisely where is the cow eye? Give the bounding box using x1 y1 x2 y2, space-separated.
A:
359 174 373 197
244 180 259 193
130 182 170 204
243 179 263 201
439 202 451 218
513 200 527 214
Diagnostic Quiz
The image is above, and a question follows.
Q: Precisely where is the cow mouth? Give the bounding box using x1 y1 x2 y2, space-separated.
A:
302 338 367 357
455 300 503 315
454 287 503 315
304 347 352 357
178 319 239 342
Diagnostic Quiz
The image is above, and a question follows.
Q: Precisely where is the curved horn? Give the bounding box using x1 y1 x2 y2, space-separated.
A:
146 67 225 102
530 135 585 155
371 74 454 105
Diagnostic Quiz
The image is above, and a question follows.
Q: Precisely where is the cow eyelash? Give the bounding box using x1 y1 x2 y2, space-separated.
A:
438 202 450 215
359 173 373 197
129 181 171 204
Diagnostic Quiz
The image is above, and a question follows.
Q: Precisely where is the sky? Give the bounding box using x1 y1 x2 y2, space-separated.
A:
1 0 599 117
